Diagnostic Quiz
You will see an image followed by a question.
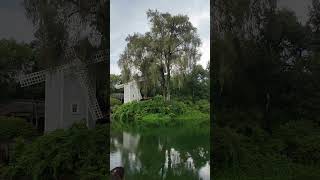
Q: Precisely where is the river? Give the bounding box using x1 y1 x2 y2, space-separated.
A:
110 128 210 179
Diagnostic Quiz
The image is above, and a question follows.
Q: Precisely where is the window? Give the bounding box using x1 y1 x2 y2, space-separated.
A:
71 104 79 113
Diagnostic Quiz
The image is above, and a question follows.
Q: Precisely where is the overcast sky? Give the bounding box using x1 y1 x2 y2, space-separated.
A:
0 0 34 43
278 0 312 24
0 0 313 74
110 0 210 74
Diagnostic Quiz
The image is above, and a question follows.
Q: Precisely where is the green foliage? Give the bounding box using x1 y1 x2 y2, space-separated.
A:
110 74 123 94
172 65 209 102
112 96 209 129
4 123 109 180
213 110 320 179
212 1 320 179
0 117 39 141
113 95 184 122
110 97 122 113
23 0 108 67
110 97 122 107
0 39 42 101
118 10 201 100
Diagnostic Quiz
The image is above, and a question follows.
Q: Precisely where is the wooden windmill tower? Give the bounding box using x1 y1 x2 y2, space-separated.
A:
115 80 142 103
18 48 107 132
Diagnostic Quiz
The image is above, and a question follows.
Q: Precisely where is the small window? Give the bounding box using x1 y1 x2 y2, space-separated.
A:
71 104 79 113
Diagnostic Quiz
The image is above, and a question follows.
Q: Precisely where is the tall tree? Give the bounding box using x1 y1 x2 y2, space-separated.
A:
23 0 108 67
119 10 201 101
0 39 36 100
23 0 109 121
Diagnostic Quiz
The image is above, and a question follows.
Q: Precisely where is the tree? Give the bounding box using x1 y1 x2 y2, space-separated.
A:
309 0 320 34
119 10 201 101
23 0 109 121
23 0 108 67
212 0 320 132
0 39 39 101
172 64 209 102
110 74 122 94
118 33 160 97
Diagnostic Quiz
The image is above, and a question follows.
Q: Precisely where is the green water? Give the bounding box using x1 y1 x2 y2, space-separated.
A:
110 128 210 179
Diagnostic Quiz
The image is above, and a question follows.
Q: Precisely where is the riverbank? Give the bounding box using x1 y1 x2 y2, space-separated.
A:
111 96 209 131
213 109 320 179
110 96 210 179
0 121 109 180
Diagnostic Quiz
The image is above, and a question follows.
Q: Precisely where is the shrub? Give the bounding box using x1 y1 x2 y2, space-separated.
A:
112 95 187 123
195 100 210 113
0 116 39 141
4 123 109 180
112 96 211 130
110 97 122 106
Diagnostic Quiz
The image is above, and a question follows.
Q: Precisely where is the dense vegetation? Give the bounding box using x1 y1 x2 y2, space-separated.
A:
1 123 108 180
0 39 45 102
112 96 209 130
212 0 320 179
0 117 39 141
118 10 203 101
111 9 210 129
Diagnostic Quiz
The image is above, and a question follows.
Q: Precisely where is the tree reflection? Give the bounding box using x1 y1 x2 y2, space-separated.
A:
110 129 210 179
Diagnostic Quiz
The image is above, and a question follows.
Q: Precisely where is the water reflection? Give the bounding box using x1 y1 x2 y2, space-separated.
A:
110 130 210 179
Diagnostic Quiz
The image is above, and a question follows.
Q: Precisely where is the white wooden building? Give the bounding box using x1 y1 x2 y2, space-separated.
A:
115 80 142 103
18 49 106 132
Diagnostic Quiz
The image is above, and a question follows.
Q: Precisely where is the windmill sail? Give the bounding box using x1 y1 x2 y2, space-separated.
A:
88 50 107 64
19 70 47 87
18 46 106 130
73 58 103 123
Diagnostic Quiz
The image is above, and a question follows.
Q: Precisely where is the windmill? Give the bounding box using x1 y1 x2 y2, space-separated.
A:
18 47 107 132
115 80 142 103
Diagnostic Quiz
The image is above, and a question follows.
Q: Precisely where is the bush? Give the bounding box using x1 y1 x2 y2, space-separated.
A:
213 112 320 179
111 95 210 129
274 120 320 165
194 100 210 113
4 123 109 180
112 95 187 123
110 97 122 106
0 116 39 141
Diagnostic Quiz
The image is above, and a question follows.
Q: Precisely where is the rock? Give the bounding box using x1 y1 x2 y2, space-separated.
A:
110 167 124 180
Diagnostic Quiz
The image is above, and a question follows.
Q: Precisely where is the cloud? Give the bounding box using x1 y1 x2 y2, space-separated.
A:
110 0 210 74
189 10 210 28
0 1 34 43
199 39 210 68
110 62 121 75
278 0 312 24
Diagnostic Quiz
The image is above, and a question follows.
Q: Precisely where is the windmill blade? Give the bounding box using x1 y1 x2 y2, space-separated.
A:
115 84 124 89
64 47 77 61
73 59 103 122
88 50 107 64
18 62 75 87
18 70 47 87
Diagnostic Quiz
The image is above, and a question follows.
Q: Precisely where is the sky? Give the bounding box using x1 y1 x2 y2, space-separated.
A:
0 0 34 43
278 0 312 24
110 0 210 74
0 0 314 74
